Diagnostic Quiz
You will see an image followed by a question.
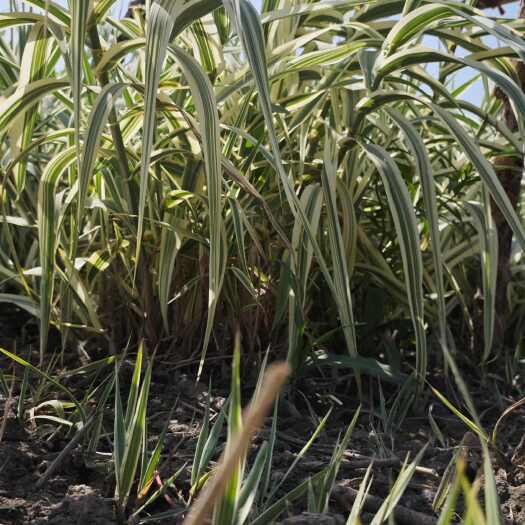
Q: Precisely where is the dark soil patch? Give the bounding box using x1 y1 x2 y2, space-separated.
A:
1 339 524 524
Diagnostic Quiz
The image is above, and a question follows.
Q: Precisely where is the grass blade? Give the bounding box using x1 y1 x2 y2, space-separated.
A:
172 46 225 378
361 142 427 388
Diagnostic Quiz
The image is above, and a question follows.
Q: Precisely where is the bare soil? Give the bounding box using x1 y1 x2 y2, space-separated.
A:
0 310 524 524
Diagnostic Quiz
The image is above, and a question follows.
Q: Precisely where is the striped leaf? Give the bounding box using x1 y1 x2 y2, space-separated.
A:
465 197 498 362
361 142 427 387
136 0 179 270
171 46 225 377
213 333 243 524
77 83 127 233
288 184 323 370
37 147 77 362
0 78 68 130
386 109 448 353
321 133 359 371
70 1 92 169
11 22 51 192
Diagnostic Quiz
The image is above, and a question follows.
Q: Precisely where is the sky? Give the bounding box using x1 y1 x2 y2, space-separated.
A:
0 0 520 106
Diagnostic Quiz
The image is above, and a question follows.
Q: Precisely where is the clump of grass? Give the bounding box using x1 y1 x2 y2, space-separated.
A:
0 0 523 381
0 0 523 523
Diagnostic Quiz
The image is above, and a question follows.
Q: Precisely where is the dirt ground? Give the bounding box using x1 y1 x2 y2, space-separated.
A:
1 324 524 524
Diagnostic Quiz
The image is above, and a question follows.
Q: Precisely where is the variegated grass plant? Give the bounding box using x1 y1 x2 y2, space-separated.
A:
0 0 524 400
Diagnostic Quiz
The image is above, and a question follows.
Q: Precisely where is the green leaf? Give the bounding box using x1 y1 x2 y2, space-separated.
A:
77 83 127 236
11 21 52 192
118 355 153 508
308 351 407 385
213 334 243 524
482 442 501 525
171 46 225 379
0 294 40 318
0 347 85 422
114 369 126 499
370 446 428 524
125 342 144 428
250 470 328 525
386 109 447 354
136 0 179 271
224 0 337 298
374 48 525 124
431 104 525 252
346 463 373 525
321 132 359 377
360 142 427 387
37 147 77 361
70 1 92 170
0 78 68 131
465 197 498 362
356 92 525 252
238 442 269 525
288 184 323 370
